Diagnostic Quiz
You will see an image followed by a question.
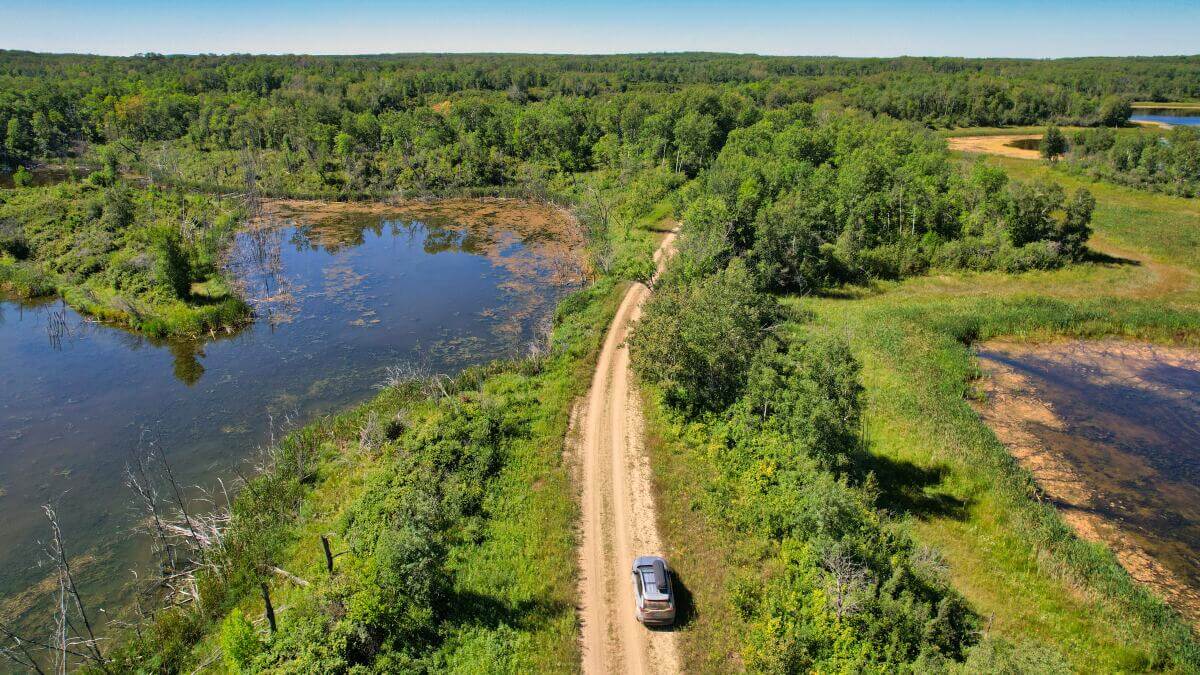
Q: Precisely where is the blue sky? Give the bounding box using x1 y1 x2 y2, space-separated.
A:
3 0 1198 57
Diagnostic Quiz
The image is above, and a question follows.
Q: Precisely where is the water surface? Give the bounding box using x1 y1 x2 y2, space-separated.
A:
1131 107 1200 127
975 340 1200 621
0 200 582 627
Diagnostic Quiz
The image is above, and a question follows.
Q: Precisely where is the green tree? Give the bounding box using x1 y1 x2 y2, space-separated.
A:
1097 95 1133 127
1040 125 1068 161
673 111 718 176
11 165 34 188
5 117 33 161
152 227 191 299
1058 188 1095 260
629 258 780 412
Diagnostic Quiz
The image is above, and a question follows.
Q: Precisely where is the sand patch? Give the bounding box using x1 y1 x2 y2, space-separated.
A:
947 134 1042 159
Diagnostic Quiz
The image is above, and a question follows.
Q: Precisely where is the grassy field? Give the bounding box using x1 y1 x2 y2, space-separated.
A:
649 152 1200 671
1133 102 1200 109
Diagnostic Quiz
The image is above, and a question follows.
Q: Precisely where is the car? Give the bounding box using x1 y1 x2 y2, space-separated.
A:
631 555 676 626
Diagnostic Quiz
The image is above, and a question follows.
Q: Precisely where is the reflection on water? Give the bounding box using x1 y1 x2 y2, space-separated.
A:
0 202 583 631
976 340 1200 621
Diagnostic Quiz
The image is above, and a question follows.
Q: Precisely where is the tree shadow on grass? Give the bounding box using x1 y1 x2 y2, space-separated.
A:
443 588 573 633
1081 248 1141 266
863 454 970 522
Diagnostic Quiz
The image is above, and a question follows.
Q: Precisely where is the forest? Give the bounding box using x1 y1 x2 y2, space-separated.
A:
3 51 1200 673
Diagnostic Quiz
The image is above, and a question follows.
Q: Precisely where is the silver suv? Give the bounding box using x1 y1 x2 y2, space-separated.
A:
631 555 676 626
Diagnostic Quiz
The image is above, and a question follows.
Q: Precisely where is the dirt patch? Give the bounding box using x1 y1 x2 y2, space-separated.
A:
974 340 1200 627
947 134 1042 159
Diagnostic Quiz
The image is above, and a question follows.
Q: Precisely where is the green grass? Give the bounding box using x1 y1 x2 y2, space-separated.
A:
644 392 747 673
805 292 1200 669
1132 102 1200 109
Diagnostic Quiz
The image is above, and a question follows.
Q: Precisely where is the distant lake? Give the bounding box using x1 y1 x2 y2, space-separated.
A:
0 199 584 631
1131 107 1200 127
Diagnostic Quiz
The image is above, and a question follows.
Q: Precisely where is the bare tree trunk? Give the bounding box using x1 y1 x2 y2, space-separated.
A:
322 535 335 575
42 505 105 670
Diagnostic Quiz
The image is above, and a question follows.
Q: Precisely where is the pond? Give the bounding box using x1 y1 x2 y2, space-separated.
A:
0 166 88 189
974 340 1200 625
0 198 584 630
1131 107 1200 127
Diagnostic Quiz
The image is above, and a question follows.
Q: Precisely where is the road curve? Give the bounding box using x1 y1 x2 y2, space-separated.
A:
577 230 680 675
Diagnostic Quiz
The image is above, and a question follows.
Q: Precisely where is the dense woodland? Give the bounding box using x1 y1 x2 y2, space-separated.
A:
3 51 1199 672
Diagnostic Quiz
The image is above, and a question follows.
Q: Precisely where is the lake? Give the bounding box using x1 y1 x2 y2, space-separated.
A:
974 340 1200 624
1131 107 1200 127
0 198 584 629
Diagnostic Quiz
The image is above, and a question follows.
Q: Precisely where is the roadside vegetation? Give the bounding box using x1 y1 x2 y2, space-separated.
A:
636 126 1200 671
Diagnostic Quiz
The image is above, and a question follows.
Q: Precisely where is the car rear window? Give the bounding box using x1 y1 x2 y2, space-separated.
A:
645 600 671 610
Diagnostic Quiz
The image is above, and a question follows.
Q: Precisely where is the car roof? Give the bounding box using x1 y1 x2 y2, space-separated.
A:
633 556 671 598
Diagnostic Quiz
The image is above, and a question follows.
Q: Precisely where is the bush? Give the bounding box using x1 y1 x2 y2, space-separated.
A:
629 258 781 412
152 226 191 299
220 609 264 673
11 165 33 188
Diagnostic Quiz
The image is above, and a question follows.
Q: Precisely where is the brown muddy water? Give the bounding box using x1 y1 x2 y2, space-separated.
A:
0 198 584 635
974 340 1200 624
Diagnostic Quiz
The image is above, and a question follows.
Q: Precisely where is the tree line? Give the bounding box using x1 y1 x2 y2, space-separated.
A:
5 51 1199 170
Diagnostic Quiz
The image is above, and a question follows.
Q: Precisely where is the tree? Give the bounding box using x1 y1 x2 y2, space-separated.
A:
629 258 780 412
1040 126 1068 162
1058 188 1095 260
1097 95 1132 127
153 227 191 299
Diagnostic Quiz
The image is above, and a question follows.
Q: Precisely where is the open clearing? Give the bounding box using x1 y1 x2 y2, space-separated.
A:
946 133 1041 159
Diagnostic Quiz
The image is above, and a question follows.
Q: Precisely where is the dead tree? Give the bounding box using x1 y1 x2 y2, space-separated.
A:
41 504 106 671
821 548 871 621
125 444 177 571
0 620 46 674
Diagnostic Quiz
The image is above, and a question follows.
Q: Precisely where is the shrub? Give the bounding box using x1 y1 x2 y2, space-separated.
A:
629 258 781 412
152 226 191 298
220 609 264 673
11 165 33 188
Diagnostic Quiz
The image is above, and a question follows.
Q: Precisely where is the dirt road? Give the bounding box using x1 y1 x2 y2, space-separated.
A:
576 230 681 675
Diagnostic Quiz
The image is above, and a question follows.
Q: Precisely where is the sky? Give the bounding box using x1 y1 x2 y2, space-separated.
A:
2 0 1198 58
